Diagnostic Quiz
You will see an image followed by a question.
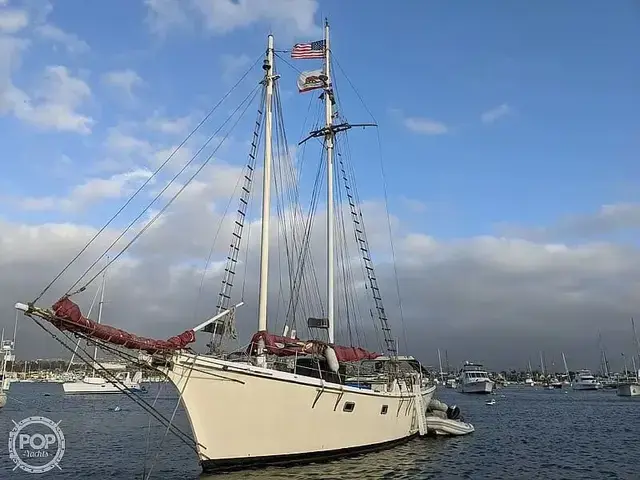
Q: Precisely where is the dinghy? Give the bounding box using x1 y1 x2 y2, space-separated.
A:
425 399 475 436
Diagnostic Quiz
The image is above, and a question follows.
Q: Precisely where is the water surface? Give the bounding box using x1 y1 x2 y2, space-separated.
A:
1 383 638 479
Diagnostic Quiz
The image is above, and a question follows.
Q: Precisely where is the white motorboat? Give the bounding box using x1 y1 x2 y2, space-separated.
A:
445 378 458 389
572 369 600 390
458 362 494 394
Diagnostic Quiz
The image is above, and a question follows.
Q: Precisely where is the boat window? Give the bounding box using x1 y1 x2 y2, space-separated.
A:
380 405 388 415
343 402 355 413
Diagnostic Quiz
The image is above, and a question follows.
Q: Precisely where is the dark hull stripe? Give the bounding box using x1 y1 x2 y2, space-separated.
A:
201 432 419 473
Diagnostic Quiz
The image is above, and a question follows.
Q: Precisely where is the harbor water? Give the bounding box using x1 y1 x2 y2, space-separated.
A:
1 383 638 479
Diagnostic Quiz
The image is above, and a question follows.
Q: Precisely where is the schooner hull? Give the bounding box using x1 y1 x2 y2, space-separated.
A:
166 353 435 472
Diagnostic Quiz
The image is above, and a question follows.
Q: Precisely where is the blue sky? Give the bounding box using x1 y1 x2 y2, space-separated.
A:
2 0 640 367
1 0 637 242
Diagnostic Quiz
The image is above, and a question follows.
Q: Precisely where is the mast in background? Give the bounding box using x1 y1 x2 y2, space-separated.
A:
93 268 107 375
632 318 640 377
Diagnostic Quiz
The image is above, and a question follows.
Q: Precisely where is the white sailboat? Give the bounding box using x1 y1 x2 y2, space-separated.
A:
15 21 435 473
617 318 640 397
62 269 142 395
524 360 535 386
0 328 15 408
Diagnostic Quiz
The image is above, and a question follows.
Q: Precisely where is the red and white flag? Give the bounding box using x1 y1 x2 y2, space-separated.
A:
291 40 325 59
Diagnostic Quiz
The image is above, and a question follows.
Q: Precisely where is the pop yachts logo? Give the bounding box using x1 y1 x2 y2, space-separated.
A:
8 416 65 474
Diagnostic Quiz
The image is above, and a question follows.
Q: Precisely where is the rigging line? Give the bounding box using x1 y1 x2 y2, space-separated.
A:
273 52 304 75
66 283 101 371
374 128 409 355
193 86 264 323
143 356 196 480
68 86 261 296
33 55 263 304
240 179 257 302
284 146 324 323
334 141 367 349
337 134 385 353
28 316 199 451
331 55 377 123
142 380 167 480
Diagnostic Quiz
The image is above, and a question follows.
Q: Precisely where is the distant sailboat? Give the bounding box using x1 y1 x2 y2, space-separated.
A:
617 318 640 397
62 268 142 395
0 314 18 408
0 331 15 408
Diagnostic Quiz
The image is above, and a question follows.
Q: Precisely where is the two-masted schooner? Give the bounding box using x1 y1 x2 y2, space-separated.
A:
16 21 435 472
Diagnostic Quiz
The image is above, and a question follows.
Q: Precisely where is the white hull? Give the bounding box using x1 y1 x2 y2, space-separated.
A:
0 391 6 408
165 353 435 471
62 375 142 394
572 383 600 391
460 379 494 394
616 383 640 397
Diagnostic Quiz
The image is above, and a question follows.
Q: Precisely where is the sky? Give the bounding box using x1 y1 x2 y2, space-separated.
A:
0 0 639 372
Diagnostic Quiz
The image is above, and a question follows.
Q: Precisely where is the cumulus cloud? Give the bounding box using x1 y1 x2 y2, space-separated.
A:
481 103 512 124
102 69 144 98
0 8 29 34
145 112 192 135
4 163 640 371
0 3 92 132
389 108 449 136
145 0 321 38
34 24 90 54
17 169 154 212
403 117 449 135
6 65 94 134
499 203 640 242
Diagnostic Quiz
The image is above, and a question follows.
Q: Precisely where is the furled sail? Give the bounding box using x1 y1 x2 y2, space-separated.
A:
51 297 196 354
247 331 380 363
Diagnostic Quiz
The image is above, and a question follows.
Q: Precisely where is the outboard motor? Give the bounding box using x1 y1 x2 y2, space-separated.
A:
446 404 461 420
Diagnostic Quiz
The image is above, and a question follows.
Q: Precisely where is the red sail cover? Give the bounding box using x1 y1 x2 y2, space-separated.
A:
248 331 379 362
51 297 195 354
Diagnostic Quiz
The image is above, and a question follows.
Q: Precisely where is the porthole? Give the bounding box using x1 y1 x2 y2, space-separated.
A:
381 405 388 415
343 401 355 412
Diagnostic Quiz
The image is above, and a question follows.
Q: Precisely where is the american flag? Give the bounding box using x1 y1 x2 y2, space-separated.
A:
291 40 325 59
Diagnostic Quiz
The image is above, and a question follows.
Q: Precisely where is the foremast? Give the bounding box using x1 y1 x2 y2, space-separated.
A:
257 35 275 334
322 20 336 344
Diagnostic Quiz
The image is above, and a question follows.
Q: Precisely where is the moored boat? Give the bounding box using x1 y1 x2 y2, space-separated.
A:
15 20 436 473
458 362 494 394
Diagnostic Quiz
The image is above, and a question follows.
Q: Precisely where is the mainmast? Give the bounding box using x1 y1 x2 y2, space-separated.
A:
257 35 275 334
323 20 335 344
